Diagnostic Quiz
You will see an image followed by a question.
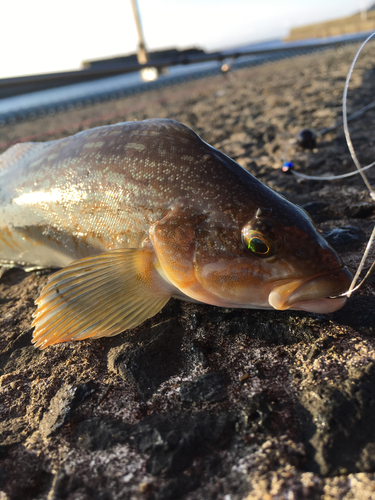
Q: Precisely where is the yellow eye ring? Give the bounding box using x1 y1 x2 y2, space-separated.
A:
241 226 275 258
241 216 282 258
247 235 270 255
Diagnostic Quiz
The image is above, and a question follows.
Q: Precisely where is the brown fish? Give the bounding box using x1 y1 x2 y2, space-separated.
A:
0 119 351 348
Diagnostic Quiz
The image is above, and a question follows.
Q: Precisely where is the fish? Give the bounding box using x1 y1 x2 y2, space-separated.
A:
0 118 352 349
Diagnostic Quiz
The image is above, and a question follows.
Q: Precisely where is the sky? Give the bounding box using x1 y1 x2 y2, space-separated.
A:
1 0 373 79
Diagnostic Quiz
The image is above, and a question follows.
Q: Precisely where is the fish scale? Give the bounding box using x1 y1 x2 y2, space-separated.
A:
0 118 352 348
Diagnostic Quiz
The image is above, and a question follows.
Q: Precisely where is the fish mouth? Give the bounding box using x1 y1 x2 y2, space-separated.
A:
268 267 352 314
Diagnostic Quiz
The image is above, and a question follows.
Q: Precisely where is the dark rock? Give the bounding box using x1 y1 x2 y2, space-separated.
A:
297 129 317 149
186 311 201 330
0 330 41 375
49 471 86 500
49 471 111 500
323 225 366 251
7 329 34 351
248 312 320 345
298 362 375 475
1 450 52 500
184 342 209 368
333 295 375 334
39 382 95 438
344 202 375 218
357 442 375 471
155 475 200 500
241 391 276 434
180 372 227 403
0 418 26 446
3 345 41 374
75 417 131 451
302 202 328 215
129 412 237 476
301 201 329 223
222 316 250 336
0 445 9 459
108 319 185 401
306 334 336 362
0 466 7 488
210 311 321 346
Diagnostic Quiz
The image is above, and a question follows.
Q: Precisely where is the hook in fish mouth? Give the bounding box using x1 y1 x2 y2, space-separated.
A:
329 291 349 299
268 267 352 314
330 259 375 299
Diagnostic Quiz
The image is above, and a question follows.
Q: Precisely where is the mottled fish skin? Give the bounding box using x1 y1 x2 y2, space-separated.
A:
0 119 352 348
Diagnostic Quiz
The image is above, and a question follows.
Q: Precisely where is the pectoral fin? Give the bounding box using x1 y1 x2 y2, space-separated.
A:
32 248 172 349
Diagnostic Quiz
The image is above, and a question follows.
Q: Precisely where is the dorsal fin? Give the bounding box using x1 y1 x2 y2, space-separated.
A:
0 142 48 171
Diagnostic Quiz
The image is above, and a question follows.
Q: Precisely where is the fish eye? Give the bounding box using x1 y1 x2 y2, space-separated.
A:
246 235 270 255
241 218 281 258
242 229 273 257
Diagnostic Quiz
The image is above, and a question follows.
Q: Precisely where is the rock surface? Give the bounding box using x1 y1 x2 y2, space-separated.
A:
1 43 375 499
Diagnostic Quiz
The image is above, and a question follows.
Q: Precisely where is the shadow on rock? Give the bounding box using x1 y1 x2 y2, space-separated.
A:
76 411 237 478
129 411 237 476
297 362 375 475
0 447 52 500
107 318 185 401
332 295 375 335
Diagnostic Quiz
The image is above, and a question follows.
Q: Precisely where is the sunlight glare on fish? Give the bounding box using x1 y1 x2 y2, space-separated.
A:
13 187 87 206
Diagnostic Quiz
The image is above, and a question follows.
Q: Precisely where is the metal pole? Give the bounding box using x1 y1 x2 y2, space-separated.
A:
130 0 148 64
360 0 367 22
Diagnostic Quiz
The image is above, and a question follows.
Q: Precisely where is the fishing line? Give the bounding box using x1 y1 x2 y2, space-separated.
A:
343 32 375 200
283 33 375 298
340 32 375 296
282 32 375 183
282 158 375 181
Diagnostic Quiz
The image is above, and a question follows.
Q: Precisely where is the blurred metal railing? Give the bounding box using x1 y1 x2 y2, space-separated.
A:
0 31 371 126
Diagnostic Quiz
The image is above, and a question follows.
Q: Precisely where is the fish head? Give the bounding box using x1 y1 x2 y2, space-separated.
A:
145 124 352 314
184 201 352 314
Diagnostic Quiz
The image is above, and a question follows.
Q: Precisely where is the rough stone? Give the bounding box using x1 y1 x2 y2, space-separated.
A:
323 225 367 251
179 372 227 403
241 390 277 434
344 202 375 218
107 319 185 400
298 362 375 475
129 412 237 476
0 450 52 500
39 382 95 438
301 201 329 223
155 475 200 500
0 418 26 446
76 417 131 451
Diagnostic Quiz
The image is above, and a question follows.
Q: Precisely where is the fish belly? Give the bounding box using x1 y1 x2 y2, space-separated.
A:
0 181 151 270
0 201 149 269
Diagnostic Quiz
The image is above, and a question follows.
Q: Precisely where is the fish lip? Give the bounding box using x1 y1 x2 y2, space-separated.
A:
268 266 352 313
287 296 347 314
